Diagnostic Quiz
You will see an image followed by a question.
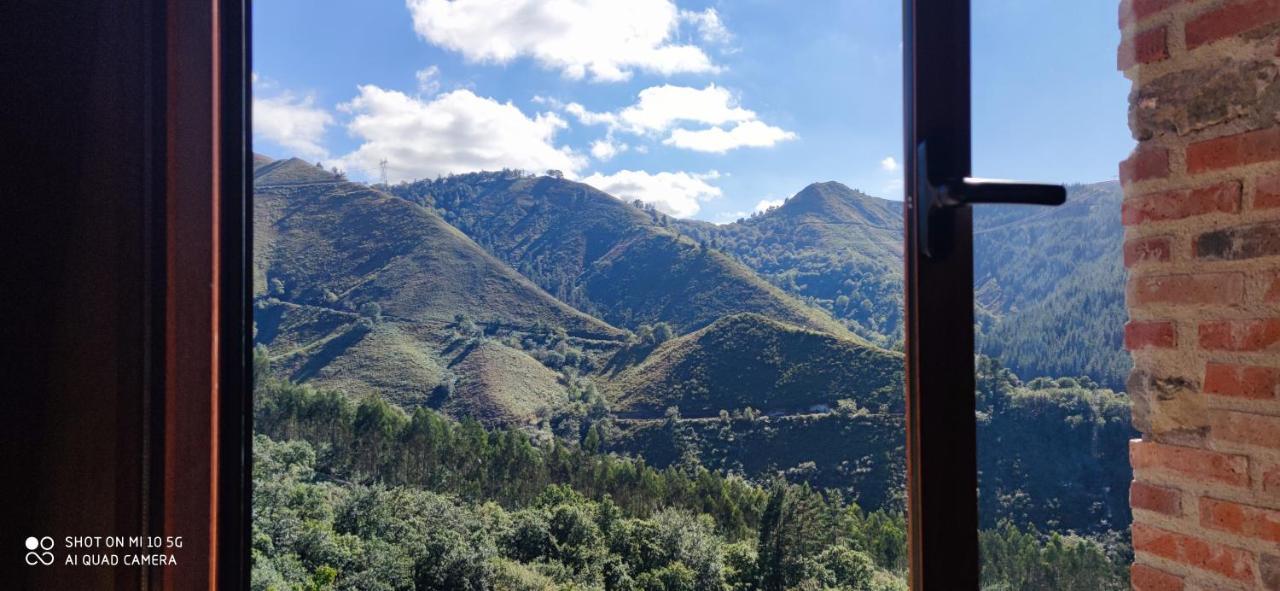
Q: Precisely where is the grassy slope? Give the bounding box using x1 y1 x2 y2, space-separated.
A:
255 179 622 338
608 313 903 418
392 173 859 340
254 172 625 416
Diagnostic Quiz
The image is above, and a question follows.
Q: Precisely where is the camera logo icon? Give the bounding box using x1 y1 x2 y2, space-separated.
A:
25 537 54 566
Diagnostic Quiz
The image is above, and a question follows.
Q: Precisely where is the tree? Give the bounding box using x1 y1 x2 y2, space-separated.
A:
359 301 382 322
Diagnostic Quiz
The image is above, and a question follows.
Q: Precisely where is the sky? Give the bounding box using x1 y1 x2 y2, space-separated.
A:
253 0 1131 223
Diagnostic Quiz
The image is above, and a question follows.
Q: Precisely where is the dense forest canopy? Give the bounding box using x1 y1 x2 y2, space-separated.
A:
253 368 1131 591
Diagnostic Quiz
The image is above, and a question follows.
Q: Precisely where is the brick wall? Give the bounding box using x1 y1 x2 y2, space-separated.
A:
1119 1 1280 589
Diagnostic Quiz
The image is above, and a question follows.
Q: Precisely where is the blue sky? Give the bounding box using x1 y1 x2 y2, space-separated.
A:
253 0 1131 222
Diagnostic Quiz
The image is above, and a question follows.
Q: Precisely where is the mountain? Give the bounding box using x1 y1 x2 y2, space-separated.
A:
608 313 903 418
676 182 904 347
252 157 1132 537
676 179 1128 389
973 181 1129 389
253 164 626 411
391 172 862 342
256 163 621 337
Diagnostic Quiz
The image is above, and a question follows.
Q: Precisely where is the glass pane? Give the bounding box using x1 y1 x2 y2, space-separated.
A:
251 2 911 590
973 1 1134 589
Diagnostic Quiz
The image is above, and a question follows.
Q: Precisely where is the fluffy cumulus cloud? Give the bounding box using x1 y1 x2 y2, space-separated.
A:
405 0 720 82
590 138 627 161
665 120 796 153
581 169 721 218
253 90 335 160
881 156 898 172
564 84 796 153
568 84 751 134
336 85 584 182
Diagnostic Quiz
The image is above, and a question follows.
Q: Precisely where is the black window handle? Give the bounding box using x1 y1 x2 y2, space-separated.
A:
916 141 1066 258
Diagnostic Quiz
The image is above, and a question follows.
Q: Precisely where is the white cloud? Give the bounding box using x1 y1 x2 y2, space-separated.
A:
253 90 335 160
415 65 441 95
405 0 720 82
755 198 785 213
561 84 796 153
581 169 721 218
881 156 898 172
590 138 627 161
336 85 584 183
664 120 796 153
680 8 731 44
572 84 754 134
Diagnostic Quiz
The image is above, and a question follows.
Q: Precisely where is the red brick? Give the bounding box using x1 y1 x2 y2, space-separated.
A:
1119 27 1171 69
1187 127 1280 173
1127 321 1178 349
1130 273 1244 305
1126 236 1173 266
1256 173 1280 209
1130 440 1251 487
1121 145 1170 185
1131 563 1184 591
1199 318 1280 351
1211 410 1280 449
1195 221 1280 261
1200 497 1280 543
1204 362 1280 399
1132 481 1183 515
1133 523 1256 582
1263 554 1280 591
1265 465 1280 497
1120 0 1180 28
1122 182 1242 225
1186 0 1280 50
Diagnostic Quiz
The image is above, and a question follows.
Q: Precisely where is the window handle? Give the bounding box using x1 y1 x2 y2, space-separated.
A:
916 141 1065 258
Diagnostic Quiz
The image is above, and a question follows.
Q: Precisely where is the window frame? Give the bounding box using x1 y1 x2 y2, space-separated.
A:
902 0 982 589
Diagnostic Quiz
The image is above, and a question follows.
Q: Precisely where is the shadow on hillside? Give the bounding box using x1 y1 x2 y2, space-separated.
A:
290 323 370 383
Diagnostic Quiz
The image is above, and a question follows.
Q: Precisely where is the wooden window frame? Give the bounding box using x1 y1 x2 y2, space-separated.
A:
903 0 981 589
161 0 252 588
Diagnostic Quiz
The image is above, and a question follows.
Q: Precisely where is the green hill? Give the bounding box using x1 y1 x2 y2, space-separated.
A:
254 156 343 185
676 180 1127 388
391 172 859 340
973 181 1129 389
444 339 573 426
676 182 904 347
608 313 902 418
254 173 627 413
255 178 622 338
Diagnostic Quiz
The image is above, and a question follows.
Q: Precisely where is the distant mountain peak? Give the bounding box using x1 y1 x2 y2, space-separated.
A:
254 157 340 186
781 181 859 214
762 181 900 230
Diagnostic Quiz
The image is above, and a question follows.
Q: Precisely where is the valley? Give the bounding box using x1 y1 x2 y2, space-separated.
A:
251 155 1134 590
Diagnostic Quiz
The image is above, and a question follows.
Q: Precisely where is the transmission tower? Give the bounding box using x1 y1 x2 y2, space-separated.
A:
379 158 389 187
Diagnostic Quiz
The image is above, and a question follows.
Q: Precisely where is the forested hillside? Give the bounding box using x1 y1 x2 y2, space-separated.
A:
973 182 1129 389
675 182 904 348
674 179 1128 389
252 368 1131 591
391 172 858 340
